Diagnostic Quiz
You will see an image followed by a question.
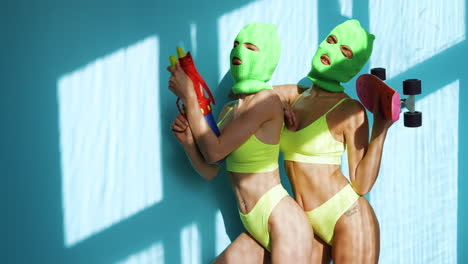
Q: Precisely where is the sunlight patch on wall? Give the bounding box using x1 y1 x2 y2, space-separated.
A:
181 222 201 264
370 80 459 263
339 0 353 18
116 241 164 264
57 36 163 247
369 0 465 79
190 22 198 58
215 210 231 255
217 0 318 86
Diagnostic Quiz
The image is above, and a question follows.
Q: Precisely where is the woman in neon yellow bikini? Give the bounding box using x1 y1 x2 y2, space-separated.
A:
274 19 393 263
168 22 312 263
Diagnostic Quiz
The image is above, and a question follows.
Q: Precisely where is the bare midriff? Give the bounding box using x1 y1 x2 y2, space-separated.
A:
284 161 350 211
228 169 281 215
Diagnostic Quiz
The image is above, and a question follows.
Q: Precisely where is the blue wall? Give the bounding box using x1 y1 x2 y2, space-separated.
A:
4 0 467 263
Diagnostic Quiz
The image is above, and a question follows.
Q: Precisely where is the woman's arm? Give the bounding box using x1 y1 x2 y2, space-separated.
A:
172 114 220 180
273 84 308 104
185 90 280 163
168 63 281 163
181 143 220 180
344 100 393 195
273 84 308 131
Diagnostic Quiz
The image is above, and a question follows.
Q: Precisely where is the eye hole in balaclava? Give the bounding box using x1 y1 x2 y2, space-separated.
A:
326 35 338 44
245 43 259 51
325 35 354 60
340 45 353 59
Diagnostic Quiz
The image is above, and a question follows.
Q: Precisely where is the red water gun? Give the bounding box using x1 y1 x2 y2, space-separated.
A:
169 47 221 137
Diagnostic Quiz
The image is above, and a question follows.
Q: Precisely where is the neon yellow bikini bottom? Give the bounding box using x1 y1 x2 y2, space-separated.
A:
238 184 288 251
305 184 360 245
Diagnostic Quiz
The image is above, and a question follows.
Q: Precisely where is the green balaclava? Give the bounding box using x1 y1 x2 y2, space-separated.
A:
230 22 281 94
307 19 375 92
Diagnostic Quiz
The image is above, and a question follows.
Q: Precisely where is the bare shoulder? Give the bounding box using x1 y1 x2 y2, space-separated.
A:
273 84 307 104
340 98 368 130
251 89 283 111
342 98 366 114
224 100 238 108
218 100 238 119
236 90 283 124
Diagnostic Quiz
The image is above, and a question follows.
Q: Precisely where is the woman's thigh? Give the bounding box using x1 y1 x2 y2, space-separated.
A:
331 197 380 264
311 234 332 264
213 232 269 264
269 196 313 263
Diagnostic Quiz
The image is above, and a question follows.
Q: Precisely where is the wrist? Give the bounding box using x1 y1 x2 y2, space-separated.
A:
183 94 200 110
371 125 389 142
373 118 392 130
181 91 197 103
182 141 196 149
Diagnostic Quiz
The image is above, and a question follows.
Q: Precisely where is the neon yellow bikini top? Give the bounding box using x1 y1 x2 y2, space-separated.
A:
280 95 349 165
218 104 279 173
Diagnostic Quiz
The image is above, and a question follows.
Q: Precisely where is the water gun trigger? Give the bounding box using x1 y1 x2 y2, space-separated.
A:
176 97 186 116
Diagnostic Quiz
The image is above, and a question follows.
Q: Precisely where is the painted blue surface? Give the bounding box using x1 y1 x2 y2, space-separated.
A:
4 0 467 263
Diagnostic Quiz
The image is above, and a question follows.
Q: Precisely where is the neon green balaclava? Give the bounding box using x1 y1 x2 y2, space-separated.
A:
307 19 375 92
230 22 281 94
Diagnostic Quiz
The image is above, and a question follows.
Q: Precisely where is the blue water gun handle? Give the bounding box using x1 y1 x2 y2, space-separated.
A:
204 113 221 136
204 112 225 164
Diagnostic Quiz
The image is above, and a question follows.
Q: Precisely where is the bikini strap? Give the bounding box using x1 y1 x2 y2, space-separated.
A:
324 97 351 115
291 87 311 107
217 103 236 126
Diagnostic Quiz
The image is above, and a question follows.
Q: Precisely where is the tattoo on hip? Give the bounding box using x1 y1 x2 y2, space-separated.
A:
344 203 360 217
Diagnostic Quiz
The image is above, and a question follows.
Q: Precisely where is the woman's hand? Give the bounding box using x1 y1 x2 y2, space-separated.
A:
372 97 394 133
284 102 299 132
167 62 195 101
171 114 194 147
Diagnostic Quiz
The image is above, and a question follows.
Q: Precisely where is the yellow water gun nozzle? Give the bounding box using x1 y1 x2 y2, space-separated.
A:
176 46 186 58
169 55 177 67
